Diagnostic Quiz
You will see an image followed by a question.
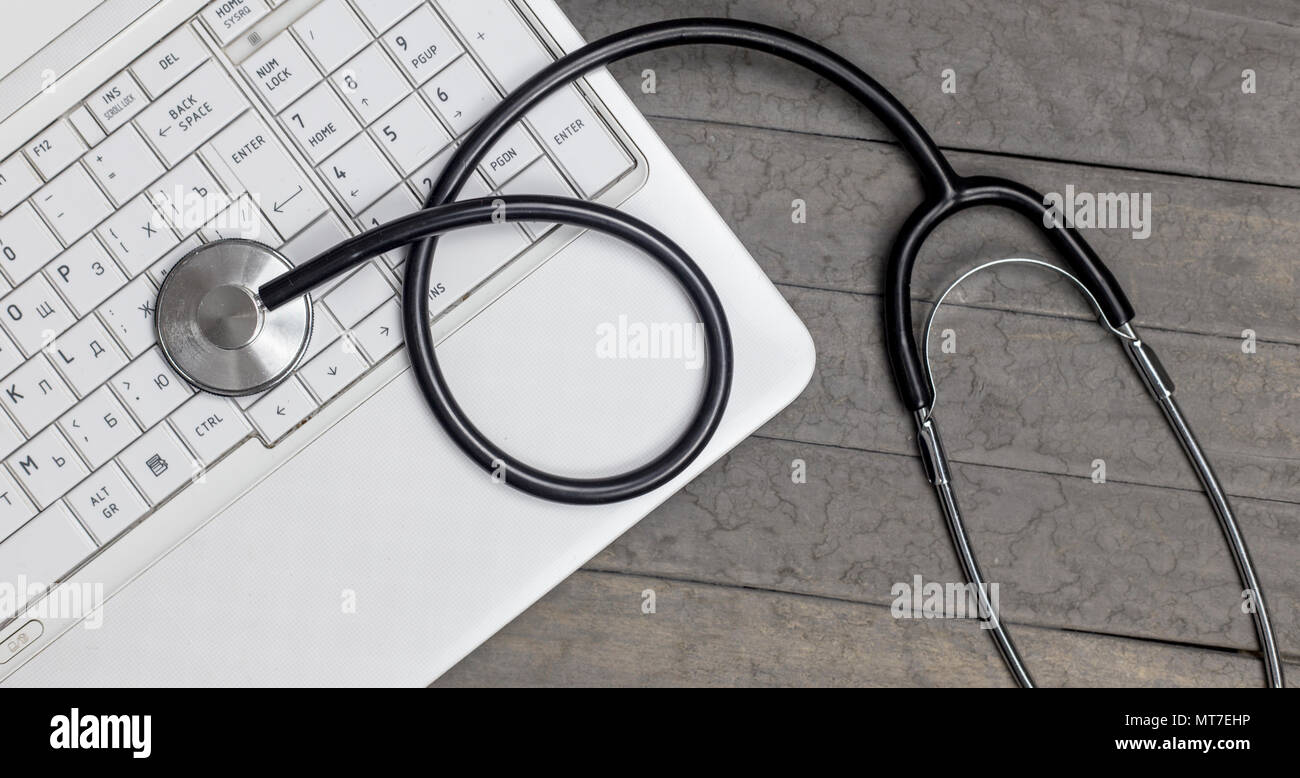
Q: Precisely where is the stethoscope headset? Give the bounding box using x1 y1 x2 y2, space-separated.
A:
157 19 1284 687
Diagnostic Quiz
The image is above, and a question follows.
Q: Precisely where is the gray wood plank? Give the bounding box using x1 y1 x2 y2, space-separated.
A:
586 435 1299 657
766 284 1300 504
647 117 1300 345
558 0 1300 186
435 571 1293 686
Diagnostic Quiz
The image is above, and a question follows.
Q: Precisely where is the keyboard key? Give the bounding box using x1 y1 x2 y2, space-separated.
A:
422 56 499 136
498 156 574 199
98 275 159 358
358 182 419 228
319 134 399 214
299 336 368 401
86 71 150 134
46 236 128 316
47 315 129 397
283 81 361 164
303 307 340 362
97 195 179 277
149 155 232 235
0 203 63 285
499 157 576 238
527 87 632 197
32 165 114 245
439 0 551 91
423 174 528 315
8 426 89 508
59 386 142 469
332 43 408 125
1 274 77 355
132 24 209 98
84 125 166 205
118 423 194 504
0 503 95 620
200 0 271 46
2 355 77 434
293 0 371 72
352 297 402 360
382 5 462 85
323 261 394 327
68 107 107 147
65 462 148 544
113 347 194 429
351 0 421 33
0 466 36 542
148 234 202 285
0 407 22 455
169 392 250 464
26 121 86 180
279 214 349 270
242 31 320 113
409 147 456 203
0 328 22 380
134 62 248 166
247 376 317 442
0 154 42 214
371 94 450 174
357 184 419 262
208 113 326 239
479 123 541 187
199 194 280 244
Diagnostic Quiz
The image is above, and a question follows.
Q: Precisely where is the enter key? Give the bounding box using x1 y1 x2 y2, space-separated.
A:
206 112 326 239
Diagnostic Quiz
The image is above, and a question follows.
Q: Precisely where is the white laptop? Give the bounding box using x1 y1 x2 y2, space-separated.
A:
0 0 814 686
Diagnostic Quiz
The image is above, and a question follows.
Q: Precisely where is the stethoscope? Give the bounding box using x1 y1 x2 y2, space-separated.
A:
155 19 1283 687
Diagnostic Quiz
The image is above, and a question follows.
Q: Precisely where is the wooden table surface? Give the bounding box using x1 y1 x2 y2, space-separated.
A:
436 0 1300 686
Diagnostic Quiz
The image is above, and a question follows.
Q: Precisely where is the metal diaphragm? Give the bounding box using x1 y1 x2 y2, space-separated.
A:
155 239 312 397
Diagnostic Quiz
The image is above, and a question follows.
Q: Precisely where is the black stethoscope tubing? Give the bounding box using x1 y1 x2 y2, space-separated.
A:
257 18 1281 687
262 196 734 504
267 18 1134 480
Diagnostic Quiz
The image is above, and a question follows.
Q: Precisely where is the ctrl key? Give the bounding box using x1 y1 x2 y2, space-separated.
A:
66 463 149 544
170 393 252 464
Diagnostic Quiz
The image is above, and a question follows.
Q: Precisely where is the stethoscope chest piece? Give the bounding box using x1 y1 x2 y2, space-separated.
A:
156 239 312 397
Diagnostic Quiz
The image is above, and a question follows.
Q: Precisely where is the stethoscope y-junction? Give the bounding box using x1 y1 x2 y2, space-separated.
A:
156 19 1284 687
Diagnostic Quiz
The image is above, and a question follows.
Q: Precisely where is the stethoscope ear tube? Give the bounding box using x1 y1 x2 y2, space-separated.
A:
885 176 1137 413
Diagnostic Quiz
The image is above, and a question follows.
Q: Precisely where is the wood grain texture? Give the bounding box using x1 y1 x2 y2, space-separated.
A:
434 571 1295 687
647 118 1300 345
557 0 1300 186
764 286 1300 503
585 436 1299 656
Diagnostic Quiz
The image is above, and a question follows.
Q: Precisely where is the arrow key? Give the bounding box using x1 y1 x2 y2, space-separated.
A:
247 376 318 444
353 298 402 361
299 336 368 402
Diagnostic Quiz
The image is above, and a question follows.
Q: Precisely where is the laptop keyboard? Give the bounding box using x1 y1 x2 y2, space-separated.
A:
0 0 635 623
